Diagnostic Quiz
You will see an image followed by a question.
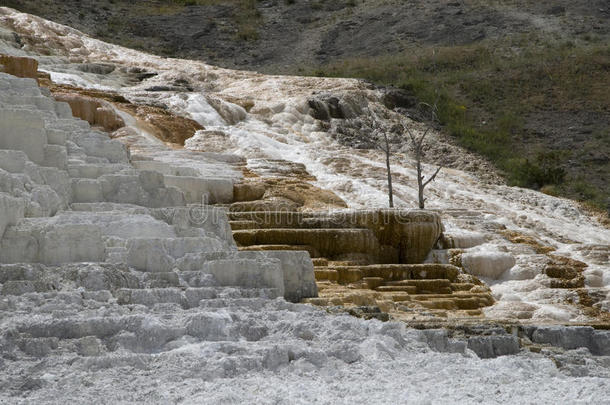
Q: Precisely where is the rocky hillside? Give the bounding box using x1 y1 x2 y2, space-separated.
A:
2 0 605 71
4 0 607 212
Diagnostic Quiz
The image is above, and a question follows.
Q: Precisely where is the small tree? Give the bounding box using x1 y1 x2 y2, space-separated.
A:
404 102 442 209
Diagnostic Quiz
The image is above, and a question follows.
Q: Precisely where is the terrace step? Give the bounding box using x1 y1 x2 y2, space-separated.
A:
320 264 460 283
114 287 281 308
416 298 486 311
1 280 60 295
410 293 494 310
410 293 493 301
233 228 380 260
229 220 259 230
451 283 476 292
238 244 318 257
328 260 368 266
376 285 418 294
227 211 349 229
311 258 329 267
67 163 132 179
384 279 453 294
314 269 339 282
362 277 384 290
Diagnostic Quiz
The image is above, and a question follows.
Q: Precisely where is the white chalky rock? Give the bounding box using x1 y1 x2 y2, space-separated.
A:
461 245 516 279
163 175 234 204
0 149 28 173
0 108 47 164
0 192 24 238
441 231 486 249
0 218 105 264
0 14 609 401
132 160 199 177
0 72 305 312
239 250 318 302
71 178 103 202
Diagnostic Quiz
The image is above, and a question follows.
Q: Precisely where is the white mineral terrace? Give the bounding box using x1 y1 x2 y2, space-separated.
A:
3 6 607 321
0 7 609 403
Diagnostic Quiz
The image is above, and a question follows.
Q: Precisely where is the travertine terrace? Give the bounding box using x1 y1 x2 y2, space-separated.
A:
0 7 609 404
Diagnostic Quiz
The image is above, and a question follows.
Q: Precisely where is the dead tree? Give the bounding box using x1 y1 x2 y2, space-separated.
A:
371 115 399 208
404 102 442 209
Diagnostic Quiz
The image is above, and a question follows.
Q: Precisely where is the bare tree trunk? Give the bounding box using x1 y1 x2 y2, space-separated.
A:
372 113 399 209
407 121 441 211
386 149 394 208
416 152 425 209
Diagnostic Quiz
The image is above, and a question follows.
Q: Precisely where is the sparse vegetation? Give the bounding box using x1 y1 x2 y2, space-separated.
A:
6 0 608 212
97 0 263 42
307 38 610 211
234 0 261 41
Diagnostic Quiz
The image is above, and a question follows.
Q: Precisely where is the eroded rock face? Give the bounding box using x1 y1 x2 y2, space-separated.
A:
232 177 348 211
233 182 266 202
0 193 24 239
239 250 318 303
440 231 487 249
229 209 442 264
227 207 478 319
525 326 610 356
308 92 367 121
467 335 520 359
0 54 38 79
346 210 443 264
53 93 125 132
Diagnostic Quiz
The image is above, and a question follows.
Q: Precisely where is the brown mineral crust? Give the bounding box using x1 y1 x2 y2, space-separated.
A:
53 92 125 132
45 82 202 143
0 54 39 80
501 230 556 254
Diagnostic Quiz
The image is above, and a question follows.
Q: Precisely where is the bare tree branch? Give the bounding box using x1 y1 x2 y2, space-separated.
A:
403 101 442 209
423 165 442 187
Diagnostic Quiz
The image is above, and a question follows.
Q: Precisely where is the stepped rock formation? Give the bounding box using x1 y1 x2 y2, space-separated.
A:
1 8 610 402
0 72 319 301
0 6 608 322
226 205 495 319
2 75 610 403
230 210 442 263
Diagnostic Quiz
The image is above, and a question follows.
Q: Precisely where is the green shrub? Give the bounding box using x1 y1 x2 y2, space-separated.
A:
570 181 607 212
573 181 601 201
505 151 568 188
